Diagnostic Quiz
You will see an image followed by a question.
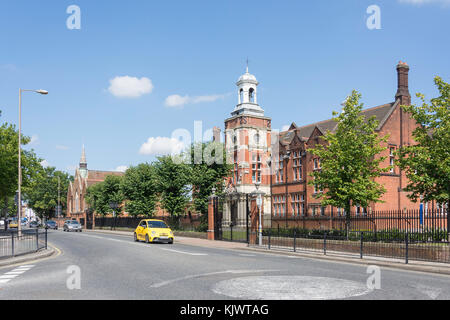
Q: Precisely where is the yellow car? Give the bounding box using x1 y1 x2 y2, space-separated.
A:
134 219 174 244
9 220 19 229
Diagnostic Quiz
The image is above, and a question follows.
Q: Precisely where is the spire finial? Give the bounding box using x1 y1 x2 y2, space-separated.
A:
80 144 86 164
246 57 249 73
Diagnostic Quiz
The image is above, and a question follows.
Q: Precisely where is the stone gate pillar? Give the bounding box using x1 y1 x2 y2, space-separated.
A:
207 193 216 241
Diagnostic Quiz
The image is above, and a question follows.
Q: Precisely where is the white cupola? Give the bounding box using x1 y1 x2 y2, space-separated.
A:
232 66 265 117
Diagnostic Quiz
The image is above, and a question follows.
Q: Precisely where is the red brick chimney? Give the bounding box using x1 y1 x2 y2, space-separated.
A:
395 61 411 105
213 127 221 142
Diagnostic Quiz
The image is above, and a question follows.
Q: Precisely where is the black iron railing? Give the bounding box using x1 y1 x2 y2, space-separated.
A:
0 229 48 260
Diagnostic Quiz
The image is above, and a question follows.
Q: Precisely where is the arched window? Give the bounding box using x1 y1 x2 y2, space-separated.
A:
249 88 255 103
239 89 244 104
75 192 79 213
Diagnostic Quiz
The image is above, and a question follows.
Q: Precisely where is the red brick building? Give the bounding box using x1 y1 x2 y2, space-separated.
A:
271 62 420 222
66 146 125 224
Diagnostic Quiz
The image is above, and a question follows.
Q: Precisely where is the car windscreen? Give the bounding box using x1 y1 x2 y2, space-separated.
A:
147 221 168 229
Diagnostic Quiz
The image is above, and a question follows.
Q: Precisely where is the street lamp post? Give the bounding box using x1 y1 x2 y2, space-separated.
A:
109 201 118 231
252 182 266 246
18 89 48 236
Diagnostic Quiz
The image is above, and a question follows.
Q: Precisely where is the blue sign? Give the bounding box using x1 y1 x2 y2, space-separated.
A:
420 203 424 226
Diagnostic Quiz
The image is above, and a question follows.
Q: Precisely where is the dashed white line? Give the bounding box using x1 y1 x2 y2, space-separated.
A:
159 248 208 256
0 265 35 286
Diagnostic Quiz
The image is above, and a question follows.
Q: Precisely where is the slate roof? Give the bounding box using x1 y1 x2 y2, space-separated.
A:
279 101 398 145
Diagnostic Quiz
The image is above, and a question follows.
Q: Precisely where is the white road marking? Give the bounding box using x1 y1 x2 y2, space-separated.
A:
414 284 443 300
4 272 25 275
239 254 256 257
159 248 208 256
0 275 19 279
0 265 35 286
212 276 373 300
151 269 279 288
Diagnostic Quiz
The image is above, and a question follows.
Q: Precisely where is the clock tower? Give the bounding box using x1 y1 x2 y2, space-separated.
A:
224 67 272 224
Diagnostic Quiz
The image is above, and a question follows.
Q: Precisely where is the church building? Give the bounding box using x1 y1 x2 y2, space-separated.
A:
66 146 124 223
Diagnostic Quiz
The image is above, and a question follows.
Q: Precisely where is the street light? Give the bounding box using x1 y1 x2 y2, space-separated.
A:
252 182 266 246
18 89 48 236
109 201 119 231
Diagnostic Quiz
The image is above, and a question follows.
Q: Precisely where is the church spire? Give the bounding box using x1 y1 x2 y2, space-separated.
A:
79 145 88 178
80 145 87 164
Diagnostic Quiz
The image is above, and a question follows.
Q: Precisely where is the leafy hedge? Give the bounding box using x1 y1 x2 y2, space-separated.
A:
262 227 449 243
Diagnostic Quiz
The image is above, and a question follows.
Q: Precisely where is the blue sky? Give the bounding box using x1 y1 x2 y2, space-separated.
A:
0 0 449 174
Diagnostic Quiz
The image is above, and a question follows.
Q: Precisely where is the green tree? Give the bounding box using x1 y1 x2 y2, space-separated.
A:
86 175 124 216
121 163 158 217
86 182 109 215
0 111 42 220
24 167 72 219
308 90 390 233
397 76 450 208
188 142 232 229
154 156 191 225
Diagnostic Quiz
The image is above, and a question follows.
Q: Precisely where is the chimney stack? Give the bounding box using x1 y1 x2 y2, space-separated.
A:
213 127 221 143
396 61 411 105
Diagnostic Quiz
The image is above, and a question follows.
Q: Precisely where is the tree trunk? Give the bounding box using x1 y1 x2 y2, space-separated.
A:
3 196 7 231
345 202 351 240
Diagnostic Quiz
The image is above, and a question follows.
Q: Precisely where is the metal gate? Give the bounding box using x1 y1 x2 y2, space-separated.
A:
212 193 250 243
85 209 94 230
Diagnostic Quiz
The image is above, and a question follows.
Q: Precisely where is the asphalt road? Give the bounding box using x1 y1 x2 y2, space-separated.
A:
1 230 450 300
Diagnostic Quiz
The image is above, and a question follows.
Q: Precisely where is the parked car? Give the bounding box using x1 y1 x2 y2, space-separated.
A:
29 221 40 228
45 220 58 230
63 220 82 232
0 220 4 227
134 219 174 244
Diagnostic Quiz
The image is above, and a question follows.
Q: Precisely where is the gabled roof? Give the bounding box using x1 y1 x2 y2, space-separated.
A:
85 170 124 187
280 101 397 144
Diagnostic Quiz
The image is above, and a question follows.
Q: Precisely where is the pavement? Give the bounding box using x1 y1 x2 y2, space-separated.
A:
1 229 450 300
0 247 55 268
88 228 450 276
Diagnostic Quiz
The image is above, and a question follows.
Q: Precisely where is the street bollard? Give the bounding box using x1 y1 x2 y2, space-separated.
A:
324 233 327 256
45 227 48 250
36 228 39 252
230 224 233 242
405 232 409 264
11 232 14 257
360 232 364 259
268 229 271 250
293 230 297 252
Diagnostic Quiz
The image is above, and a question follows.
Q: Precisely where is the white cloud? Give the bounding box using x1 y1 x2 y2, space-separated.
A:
108 76 154 98
40 160 50 168
56 145 69 150
165 95 191 108
398 0 450 5
29 135 39 146
139 137 186 156
115 165 129 173
165 94 227 108
281 125 290 132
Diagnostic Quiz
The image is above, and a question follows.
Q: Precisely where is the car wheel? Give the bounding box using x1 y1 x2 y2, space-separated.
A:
169 240 174 244
145 235 150 244
134 233 138 242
